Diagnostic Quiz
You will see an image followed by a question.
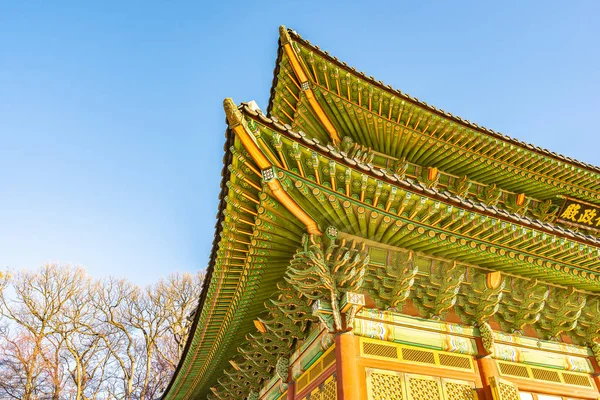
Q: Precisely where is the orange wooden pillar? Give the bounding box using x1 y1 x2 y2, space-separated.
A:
477 355 499 400
588 354 600 394
335 332 361 400
474 335 499 400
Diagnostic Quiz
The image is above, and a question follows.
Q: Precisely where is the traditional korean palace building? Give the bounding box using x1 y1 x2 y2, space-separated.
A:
162 26 600 400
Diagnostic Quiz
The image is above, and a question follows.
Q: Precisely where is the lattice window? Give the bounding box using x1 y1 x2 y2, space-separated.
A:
490 377 520 400
363 342 398 359
402 348 436 364
321 377 337 400
497 362 529 378
360 338 474 372
442 379 476 400
562 372 593 387
531 368 560 383
497 360 594 389
368 371 404 400
438 353 472 370
406 374 443 400
366 368 476 400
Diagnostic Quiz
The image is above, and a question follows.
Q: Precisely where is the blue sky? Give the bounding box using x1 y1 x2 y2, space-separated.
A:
1 1 598 285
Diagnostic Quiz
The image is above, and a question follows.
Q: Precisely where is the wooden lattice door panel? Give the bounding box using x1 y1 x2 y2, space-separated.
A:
366 368 477 400
406 373 444 400
442 378 477 400
489 377 520 400
366 369 406 400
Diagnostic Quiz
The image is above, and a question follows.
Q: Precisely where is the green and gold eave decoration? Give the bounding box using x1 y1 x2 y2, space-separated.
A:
249 98 599 242
269 26 600 207
162 127 307 400
236 103 600 291
198 226 600 400
268 51 600 241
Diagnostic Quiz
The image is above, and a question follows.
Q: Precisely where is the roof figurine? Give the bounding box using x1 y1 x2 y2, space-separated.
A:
279 25 291 46
223 97 244 129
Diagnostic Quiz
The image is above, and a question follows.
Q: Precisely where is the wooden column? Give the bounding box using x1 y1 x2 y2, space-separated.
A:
477 355 499 400
286 381 295 400
588 353 600 394
335 332 361 400
286 359 296 400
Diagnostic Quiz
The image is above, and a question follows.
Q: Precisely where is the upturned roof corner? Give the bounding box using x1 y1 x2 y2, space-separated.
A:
223 97 244 129
279 25 291 45
222 98 322 236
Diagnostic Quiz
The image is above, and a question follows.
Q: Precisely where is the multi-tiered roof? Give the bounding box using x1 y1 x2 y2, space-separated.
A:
162 26 600 400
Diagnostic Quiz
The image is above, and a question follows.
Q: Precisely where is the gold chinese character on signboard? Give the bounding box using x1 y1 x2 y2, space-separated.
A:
561 204 581 222
578 209 597 225
557 199 600 231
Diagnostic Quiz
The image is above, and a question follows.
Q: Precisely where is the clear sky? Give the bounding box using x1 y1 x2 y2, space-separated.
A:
1 1 599 286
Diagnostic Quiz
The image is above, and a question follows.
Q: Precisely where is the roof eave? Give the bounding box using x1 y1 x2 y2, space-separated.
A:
161 126 235 399
275 26 600 176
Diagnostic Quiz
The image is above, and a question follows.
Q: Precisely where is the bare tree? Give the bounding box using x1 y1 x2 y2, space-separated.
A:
128 272 203 399
155 272 204 370
44 333 66 400
127 286 168 400
51 276 110 400
0 266 204 400
0 265 84 399
91 278 138 400
0 329 42 399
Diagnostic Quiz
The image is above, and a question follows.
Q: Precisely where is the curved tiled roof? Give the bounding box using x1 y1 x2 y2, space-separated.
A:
269 26 600 175
244 102 600 248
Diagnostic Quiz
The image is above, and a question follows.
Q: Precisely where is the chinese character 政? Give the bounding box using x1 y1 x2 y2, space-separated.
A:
578 209 597 225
